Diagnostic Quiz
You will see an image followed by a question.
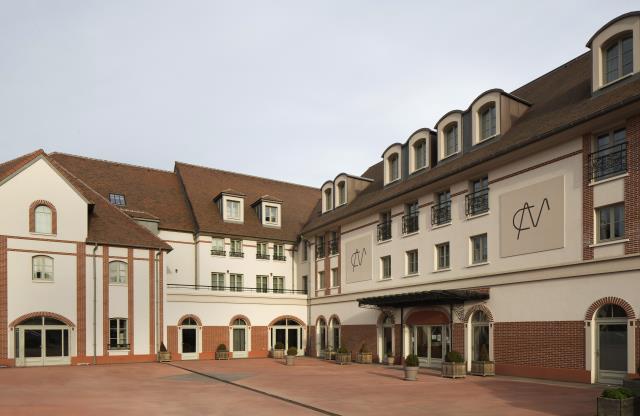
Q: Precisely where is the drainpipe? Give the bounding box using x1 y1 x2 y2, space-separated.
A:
92 243 98 365
400 306 404 364
194 233 199 287
155 250 161 355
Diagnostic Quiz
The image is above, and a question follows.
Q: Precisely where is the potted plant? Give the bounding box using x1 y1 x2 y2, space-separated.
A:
442 351 466 378
386 351 395 365
336 346 351 365
356 343 372 364
285 347 297 366
470 344 494 376
215 343 229 360
404 354 420 381
324 347 335 361
272 342 285 359
597 387 636 416
158 342 171 362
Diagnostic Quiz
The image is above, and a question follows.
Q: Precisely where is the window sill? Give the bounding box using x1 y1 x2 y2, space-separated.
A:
440 151 460 162
385 178 401 187
329 253 339 258
402 231 419 238
476 134 499 144
466 211 490 220
433 267 451 273
223 218 243 224
403 273 420 279
410 166 428 175
109 283 128 287
32 279 54 283
599 73 634 90
30 232 57 237
589 172 629 186
467 261 490 268
589 238 628 248
377 238 392 245
431 222 452 230
378 277 392 282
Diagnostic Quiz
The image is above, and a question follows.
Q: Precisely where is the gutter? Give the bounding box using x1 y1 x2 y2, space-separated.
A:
92 243 98 365
155 250 161 356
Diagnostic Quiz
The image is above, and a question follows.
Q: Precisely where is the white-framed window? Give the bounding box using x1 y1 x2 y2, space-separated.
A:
471 234 488 264
413 139 427 171
211 238 225 256
324 188 333 211
479 103 496 141
444 123 459 157
318 271 325 289
230 274 243 292
597 204 625 242
265 205 279 225
388 153 399 182
337 181 346 206
230 239 243 257
380 256 391 279
406 250 418 275
302 241 308 262
32 255 53 281
273 244 285 261
108 193 126 206
302 275 308 293
34 205 53 234
257 275 268 293
211 272 225 290
109 318 128 349
436 242 450 270
603 33 633 84
273 276 284 293
257 242 269 259
109 261 128 284
225 199 242 221
331 268 339 287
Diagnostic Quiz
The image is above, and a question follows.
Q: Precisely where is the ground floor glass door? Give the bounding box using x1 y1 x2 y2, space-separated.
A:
413 325 444 367
597 323 627 384
232 319 248 358
15 317 70 367
271 319 303 355
181 327 197 360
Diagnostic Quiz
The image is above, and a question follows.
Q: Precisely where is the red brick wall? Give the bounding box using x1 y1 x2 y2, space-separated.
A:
582 135 594 260
625 115 640 254
167 325 178 355
340 325 378 361
76 243 86 357
251 326 268 357
452 323 464 355
307 325 315 356
0 236 7 360
636 322 640 374
202 326 229 352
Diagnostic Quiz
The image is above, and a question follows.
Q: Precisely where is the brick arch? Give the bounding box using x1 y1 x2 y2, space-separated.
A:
464 304 494 322
29 200 57 234
10 311 74 328
229 314 251 326
328 314 341 326
269 315 305 327
405 308 449 325
177 314 202 326
585 297 636 320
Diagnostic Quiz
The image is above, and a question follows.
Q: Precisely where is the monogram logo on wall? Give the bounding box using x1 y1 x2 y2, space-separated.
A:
350 247 367 272
512 198 551 239
344 235 372 283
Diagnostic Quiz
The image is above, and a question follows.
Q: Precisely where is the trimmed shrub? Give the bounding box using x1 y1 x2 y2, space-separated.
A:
159 342 168 353
602 387 635 400
216 343 227 352
274 342 285 350
337 346 348 354
445 351 464 363
405 354 420 367
287 347 298 356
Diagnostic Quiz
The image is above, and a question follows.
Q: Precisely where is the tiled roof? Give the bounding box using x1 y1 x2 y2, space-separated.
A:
0 149 46 184
301 51 640 233
175 162 319 242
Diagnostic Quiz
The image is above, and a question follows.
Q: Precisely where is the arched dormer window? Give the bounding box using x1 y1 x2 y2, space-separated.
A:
479 103 497 141
388 153 399 182
444 123 459 157
413 139 427 171
30 201 57 235
336 181 346 206
32 255 54 281
604 33 633 84
109 261 128 285
324 188 333 211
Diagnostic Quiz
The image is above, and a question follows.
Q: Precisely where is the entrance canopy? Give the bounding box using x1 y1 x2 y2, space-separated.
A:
357 289 489 308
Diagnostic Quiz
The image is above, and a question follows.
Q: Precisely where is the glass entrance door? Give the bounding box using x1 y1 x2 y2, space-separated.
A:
233 328 248 358
597 323 627 384
15 318 71 367
413 325 444 367
181 327 197 360
271 319 303 355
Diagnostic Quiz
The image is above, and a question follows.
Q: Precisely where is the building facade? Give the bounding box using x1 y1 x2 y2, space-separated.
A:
1 12 640 384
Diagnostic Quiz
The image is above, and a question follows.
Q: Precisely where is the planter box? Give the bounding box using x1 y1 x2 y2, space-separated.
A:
623 378 640 397
471 361 495 376
386 356 395 365
158 351 171 362
404 366 419 381
597 396 637 416
285 355 295 366
215 351 229 360
272 349 285 359
442 362 466 378
356 352 372 364
324 351 336 361
336 352 351 365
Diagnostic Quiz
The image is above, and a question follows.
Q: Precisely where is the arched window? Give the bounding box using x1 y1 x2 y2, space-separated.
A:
388 153 399 182
109 261 128 284
479 103 496 140
444 123 458 157
604 33 633 84
181 317 198 326
329 317 341 350
324 188 333 211
596 304 627 319
233 318 247 326
337 181 346 206
317 318 327 352
34 205 53 234
32 256 54 281
413 139 427 171
471 310 490 362
382 316 394 357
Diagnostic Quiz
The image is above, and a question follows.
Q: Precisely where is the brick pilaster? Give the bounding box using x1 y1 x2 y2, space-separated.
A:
102 246 109 355
127 248 134 355
0 236 7 360
625 115 640 254
582 135 594 260
324 231 331 295
76 243 86 357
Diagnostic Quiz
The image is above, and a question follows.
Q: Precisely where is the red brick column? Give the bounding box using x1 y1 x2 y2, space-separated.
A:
323 232 331 296
159 252 164 345
127 248 134 355
452 323 464 355
307 326 315 356
148 250 155 355
625 115 640 254
0 236 7 361
582 135 594 260
102 246 109 356
76 243 86 357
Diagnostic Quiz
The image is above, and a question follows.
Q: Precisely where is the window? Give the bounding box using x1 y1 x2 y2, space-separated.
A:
109 318 128 349
406 250 418 275
432 191 451 225
414 139 427 171
273 276 284 293
444 124 458 157
591 129 627 181
265 205 279 225
402 202 419 234
34 205 53 234
257 275 268 293
302 241 308 261
597 204 625 242
479 103 496 140
378 211 392 241
109 261 128 284
226 199 241 221
256 242 269 260
230 274 243 292
337 181 346 206
211 272 225 290
604 34 633 84
318 271 325 289
331 268 339 287
328 231 339 255
471 234 488 264
388 153 399 182
211 238 225 256
316 236 325 259
466 177 489 216
324 188 333 211
381 256 391 279
273 244 286 261
436 243 450 270
32 256 53 281
472 311 490 362
302 276 308 294
230 239 243 257
108 193 126 206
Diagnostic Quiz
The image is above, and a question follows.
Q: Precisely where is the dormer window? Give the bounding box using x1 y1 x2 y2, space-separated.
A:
337 181 346 206
414 140 426 170
109 193 126 206
324 188 333 211
388 153 399 182
226 199 241 220
479 103 496 141
444 124 458 157
604 34 633 84
215 190 246 223
265 205 279 224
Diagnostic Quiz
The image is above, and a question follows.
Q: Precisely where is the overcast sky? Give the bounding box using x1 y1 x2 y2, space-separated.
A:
0 1 636 187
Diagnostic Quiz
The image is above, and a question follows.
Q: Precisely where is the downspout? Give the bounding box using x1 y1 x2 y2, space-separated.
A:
400 306 404 364
92 243 98 365
194 233 199 288
155 250 161 355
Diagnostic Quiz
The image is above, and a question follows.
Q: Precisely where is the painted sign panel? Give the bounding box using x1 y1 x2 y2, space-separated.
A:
499 176 565 257
344 234 372 283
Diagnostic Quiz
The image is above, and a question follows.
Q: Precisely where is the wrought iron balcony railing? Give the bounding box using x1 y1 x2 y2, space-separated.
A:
256 253 270 260
210 249 226 256
431 201 451 225
273 254 287 261
316 244 325 259
465 188 489 216
377 221 392 241
402 213 419 234
589 142 627 181
229 251 244 258
328 239 339 255
167 283 307 295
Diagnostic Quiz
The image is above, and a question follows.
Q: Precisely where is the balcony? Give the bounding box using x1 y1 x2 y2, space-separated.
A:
465 188 489 216
328 239 339 256
229 251 244 258
210 249 226 256
589 142 627 181
377 221 392 241
402 213 419 234
316 244 325 259
273 254 287 261
167 283 307 295
256 253 270 260
108 343 130 350
431 201 451 226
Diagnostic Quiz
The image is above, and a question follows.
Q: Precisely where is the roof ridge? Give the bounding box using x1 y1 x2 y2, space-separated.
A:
0 149 45 169
510 51 590 97
175 161 319 191
50 152 174 174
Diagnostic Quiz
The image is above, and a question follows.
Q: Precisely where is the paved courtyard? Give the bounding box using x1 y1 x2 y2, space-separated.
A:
0 358 601 415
